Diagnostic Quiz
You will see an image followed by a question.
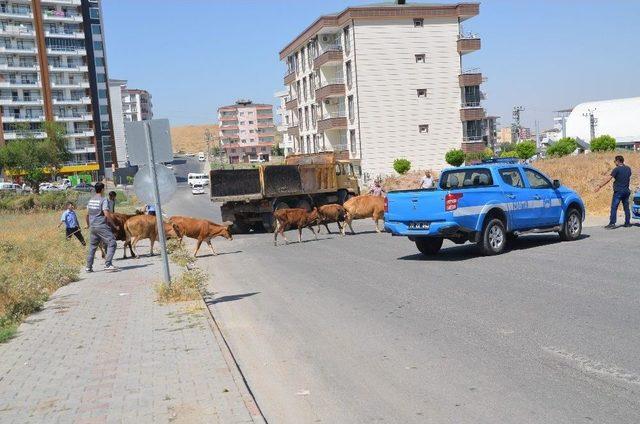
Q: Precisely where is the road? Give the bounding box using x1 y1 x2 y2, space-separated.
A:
167 157 640 423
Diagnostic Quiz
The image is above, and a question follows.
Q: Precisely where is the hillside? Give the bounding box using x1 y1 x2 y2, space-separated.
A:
170 124 219 154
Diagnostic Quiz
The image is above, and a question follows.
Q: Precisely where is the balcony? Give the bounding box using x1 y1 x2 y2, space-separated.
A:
287 126 299 137
52 96 91 105
0 46 37 54
2 114 45 123
457 34 481 54
0 27 35 37
50 81 90 89
0 9 34 20
460 107 485 121
41 0 82 5
0 96 43 106
459 72 483 87
44 29 84 39
42 11 83 22
3 131 47 140
65 130 94 138
315 79 345 102
0 63 39 71
0 80 41 88
314 46 343 70
219 114 237 122
47 47 86 56
54 113 93 122
66 144 96 154
285 97 298 111
49 64 89 73
317 111 347 132
284 71 296 85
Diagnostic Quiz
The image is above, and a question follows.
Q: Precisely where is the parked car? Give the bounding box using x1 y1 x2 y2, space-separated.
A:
385 159 585 256
187 173 209 187
39 183 64 192
192 183 205 195
0 182 21 193
198 152 205 162
249 157 266 164
73 182 94 192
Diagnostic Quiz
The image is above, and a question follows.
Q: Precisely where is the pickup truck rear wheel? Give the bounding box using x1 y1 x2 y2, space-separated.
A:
478 218 506 255
415 237 443 256
559 208 582 241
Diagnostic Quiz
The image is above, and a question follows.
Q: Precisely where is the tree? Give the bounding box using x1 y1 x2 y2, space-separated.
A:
500 150 518 158
590 134 616 152
393 158 411 174
464 148 492 164
445 149 465 167
515 140 537 160
0 123 69 192
546 137 577 157
499 142 517 153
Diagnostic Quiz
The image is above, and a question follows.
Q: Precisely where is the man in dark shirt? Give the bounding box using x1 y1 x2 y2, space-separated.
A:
597 155 632 229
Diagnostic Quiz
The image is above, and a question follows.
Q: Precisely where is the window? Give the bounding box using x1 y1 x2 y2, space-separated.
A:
248 120 254 124
311 104 316 126
524 169 552 189
99 105 108 114
98 89 107 98
413 18 424 27
93 41 103 51
89 8 99 19
97 73 106 83
419 124 429 134
91 24 101 34
415 54 425 63
350 129 356 153
304 107 309 129
417 89 427 98
101 120 110 130
343 26 351 53
440 168 493 189
301 47 306 71
302 77 307 100
499 168 525 188
345 61 352 87
348 95 354 120
95 57 104 66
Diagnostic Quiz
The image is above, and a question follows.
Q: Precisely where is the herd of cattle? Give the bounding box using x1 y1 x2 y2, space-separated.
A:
106 195 385 258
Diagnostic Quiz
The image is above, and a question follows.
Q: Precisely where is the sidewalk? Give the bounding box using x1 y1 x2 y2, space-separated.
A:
0 249 259 424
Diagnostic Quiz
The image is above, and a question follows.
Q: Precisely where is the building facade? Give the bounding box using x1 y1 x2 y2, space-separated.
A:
274 89 294 156
217 100 275 163
279 1 484 179
0 0 114 178
121 87 152 122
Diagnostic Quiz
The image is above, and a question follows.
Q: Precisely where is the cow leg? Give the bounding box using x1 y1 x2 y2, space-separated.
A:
374 216 381 233
308 226 317 240
126 240 136 259
131 236 140 259
194 239 203 257
324 223 332 234
338 221 345 237
298 227 303 243
346 216 356 235
149 237 155 256
273 220 280 246
206 238 217 256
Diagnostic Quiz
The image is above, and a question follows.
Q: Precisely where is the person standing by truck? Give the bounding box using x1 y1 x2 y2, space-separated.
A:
419 171 434 189
85 182 118 272
597 155 632 229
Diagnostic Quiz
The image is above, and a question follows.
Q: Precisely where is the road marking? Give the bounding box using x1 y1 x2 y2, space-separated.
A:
543 346 640 385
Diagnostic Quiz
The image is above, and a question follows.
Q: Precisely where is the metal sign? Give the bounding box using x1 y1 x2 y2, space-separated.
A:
125 119 174 165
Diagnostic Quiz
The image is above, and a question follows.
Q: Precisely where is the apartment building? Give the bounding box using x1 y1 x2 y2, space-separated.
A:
122 87 152 122
274 89 294 156
0 0 114 178
217 99 275 164
280 1 485 179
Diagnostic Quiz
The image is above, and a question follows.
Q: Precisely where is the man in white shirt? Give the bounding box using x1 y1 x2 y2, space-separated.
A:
419 171 434 189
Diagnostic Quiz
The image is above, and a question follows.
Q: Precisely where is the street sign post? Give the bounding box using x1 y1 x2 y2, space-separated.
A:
130 120 176 286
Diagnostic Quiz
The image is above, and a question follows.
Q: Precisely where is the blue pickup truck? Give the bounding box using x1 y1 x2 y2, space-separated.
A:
384 160 585 256
633 192 640 219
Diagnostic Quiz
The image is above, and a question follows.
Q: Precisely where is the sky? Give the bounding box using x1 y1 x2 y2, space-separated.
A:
102 0 640 131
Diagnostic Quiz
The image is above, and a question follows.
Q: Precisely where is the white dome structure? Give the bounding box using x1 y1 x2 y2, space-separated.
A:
565 97 640 148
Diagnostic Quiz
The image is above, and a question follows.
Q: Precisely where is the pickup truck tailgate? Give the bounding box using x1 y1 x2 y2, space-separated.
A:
385 190 449 222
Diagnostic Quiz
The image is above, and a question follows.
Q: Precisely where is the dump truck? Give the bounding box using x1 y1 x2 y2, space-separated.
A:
210 152 361 232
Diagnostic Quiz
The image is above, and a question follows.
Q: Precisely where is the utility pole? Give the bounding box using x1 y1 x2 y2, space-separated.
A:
583 108 597 141
512 106 524 143
204 128 212 161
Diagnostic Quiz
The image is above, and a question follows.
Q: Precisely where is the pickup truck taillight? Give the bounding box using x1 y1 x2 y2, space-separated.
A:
384 196 388 212
445 193 463 211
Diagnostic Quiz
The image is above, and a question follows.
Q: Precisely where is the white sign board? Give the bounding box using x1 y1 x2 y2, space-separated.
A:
125 119 174 165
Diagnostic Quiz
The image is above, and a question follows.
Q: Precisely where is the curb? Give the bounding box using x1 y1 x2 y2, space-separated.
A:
199 294 267 423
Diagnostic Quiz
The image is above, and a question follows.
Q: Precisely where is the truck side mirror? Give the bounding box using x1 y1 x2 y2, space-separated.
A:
552 179 561 189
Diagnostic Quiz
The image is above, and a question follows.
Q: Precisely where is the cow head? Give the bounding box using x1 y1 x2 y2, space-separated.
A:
164 222 182 239
220 225 233 241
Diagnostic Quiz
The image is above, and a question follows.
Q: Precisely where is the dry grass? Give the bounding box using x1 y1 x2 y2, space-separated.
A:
0 211 84 342
171 124 220 154
155 268 208 303
535 152 640 216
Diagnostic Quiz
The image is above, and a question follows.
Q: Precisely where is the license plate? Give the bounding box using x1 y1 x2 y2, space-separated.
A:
408 222 430 230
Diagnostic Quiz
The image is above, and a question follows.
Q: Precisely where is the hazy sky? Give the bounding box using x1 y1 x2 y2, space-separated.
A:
103 0 640 131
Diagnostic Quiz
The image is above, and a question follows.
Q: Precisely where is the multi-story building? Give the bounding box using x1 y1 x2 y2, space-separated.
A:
217 99 275 163
499 127 513 144
0 0 114 179
279 1 484 179
274 89 294 156
108 79 153 168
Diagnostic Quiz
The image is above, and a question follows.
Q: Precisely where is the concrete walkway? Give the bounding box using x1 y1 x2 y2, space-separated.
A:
0 249 260 424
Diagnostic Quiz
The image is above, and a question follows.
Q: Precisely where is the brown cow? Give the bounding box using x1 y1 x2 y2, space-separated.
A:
169 216 233 257
273 207 319 246
124 214 181 257
102 211 141 259
343 195 385 234
317 204 346 236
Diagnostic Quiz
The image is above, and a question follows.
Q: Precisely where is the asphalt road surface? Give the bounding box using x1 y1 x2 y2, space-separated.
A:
166 157 640 423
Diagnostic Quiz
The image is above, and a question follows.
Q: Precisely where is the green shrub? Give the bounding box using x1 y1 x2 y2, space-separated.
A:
515 140 537 160
392 158 411 175
499 142 517 153
500 150 519 158
547 137 577 157
590 134 616 152
445 149 465 167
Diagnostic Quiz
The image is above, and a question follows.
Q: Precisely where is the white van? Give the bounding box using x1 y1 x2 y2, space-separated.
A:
198 152 205 162
187 173 209 187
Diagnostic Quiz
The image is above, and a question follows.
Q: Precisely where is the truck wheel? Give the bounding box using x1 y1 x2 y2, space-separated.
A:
415 237 443 256
231 221 250 234
559 208 582 241
261 213 275 233
478 218 506 255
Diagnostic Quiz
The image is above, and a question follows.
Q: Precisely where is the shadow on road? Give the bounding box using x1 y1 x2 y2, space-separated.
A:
398 233 591 262
204 292 260 305
117 263 152 270
196 250 243 258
